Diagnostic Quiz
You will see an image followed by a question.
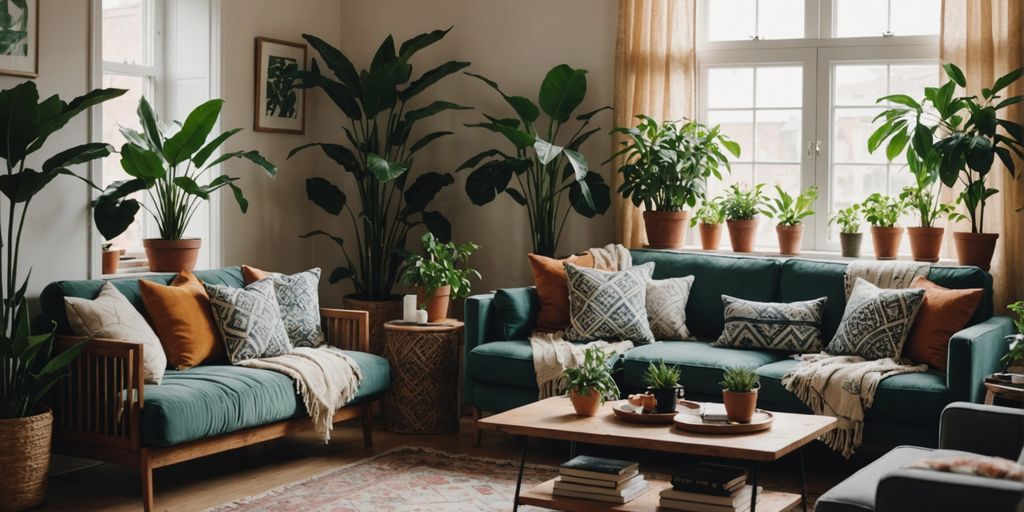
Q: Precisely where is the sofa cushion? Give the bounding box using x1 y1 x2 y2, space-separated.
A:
622 341 787 396
206 280 292 363
826 279 925 360
140 271 228 369
467 340 538 389
492 287 539 340
712 295 827 353
565 263 655 344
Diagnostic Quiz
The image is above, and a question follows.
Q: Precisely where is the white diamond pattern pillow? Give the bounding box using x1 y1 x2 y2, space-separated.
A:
259 268 324 348
206 279 292 364
64 282 167 384
713 295 827 353
565 262 655 344
646 276 695 340
826 278 925 360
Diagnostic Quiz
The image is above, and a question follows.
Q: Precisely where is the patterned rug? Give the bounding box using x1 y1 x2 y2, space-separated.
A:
206 447 558 511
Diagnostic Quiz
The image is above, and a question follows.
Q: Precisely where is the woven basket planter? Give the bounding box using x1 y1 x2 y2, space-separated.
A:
0 409 52 511
343 296 403 355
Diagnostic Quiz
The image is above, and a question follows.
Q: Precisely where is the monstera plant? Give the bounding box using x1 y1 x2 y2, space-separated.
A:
460 64 612 257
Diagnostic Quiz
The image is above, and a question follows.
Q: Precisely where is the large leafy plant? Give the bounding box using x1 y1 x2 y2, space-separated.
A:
399 233 480 299
93 98 277 241
460 64 611 257
0 81 127 418
763 186 818 226
291 29 468 300
612 115 739 212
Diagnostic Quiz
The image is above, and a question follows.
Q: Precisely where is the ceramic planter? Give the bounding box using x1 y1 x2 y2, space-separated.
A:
839 232 863 258
870 226 903 260
775 224 804 255
101 249 120 275
722 388 758 423
569 388 602 416
953 232 999 270
907 226 944 263
648 386 683 413
0 409 52 511
416 285 451 323
643 210 690 249
726 218 759 253
698 223 722 251
143 238 201 272
344 295 403 355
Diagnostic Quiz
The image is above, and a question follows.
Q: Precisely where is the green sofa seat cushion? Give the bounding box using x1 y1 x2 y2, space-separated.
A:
492 287 539 340
467 340 537 389
622 341 787 397
142 350 389 447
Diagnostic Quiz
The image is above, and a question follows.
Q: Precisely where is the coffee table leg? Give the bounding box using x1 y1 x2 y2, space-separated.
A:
569 440 577 459
750 462 759 512
513 436 529 511
799 447 808 512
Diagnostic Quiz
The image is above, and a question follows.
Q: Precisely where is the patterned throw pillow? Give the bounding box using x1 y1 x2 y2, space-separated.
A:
826 278 925 360
565 262 655 344
646 276 695 340
243 266 324 348
205 279 292 364
713 295 827 353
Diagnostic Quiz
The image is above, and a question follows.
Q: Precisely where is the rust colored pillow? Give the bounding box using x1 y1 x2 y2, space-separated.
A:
903 276 983 371
139 271 226 369
528 252 595 332
241 264 269 284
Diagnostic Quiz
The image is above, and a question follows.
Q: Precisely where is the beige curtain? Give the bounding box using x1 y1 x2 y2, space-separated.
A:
941 0 1024 310
612 0 696 248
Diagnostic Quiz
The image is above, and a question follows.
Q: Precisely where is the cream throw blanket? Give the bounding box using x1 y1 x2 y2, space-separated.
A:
843 260 929 298
236 346 362 443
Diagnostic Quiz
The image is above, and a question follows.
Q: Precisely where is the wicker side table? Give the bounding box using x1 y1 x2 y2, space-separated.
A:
382 320 464 433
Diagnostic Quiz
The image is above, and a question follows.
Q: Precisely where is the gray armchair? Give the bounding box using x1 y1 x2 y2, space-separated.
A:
816 402 1024 512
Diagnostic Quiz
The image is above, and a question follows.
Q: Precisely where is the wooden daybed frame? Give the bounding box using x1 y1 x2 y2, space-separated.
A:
52 308 374 512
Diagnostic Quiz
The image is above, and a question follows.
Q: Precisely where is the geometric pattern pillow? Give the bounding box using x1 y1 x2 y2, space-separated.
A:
712 295 827 353
825 278 925 360
565 262 655 344
646 276 695 340
205 279 292 364
244 267 324 348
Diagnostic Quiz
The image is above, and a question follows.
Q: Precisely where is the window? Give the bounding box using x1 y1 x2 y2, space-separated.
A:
697 0 940 252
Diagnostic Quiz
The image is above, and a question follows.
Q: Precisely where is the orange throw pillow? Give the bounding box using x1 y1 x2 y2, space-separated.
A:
904 276 983 371
139 271 226 370
528 253 595 332
241 264 270 284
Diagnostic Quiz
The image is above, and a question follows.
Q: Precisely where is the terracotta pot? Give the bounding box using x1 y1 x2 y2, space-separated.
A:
416 285 451 323
143 238 201 272
569 388 602 416
907 226 944 263
726 218 759 253
775 224 804 255
839 232 863 258
698 223 722 251
343 295 403 355
953 232 999 270
870 226 903 260
101 249 120 275
0 409 52 511
643 210 690 249
722 388 758 424
648 386 684 414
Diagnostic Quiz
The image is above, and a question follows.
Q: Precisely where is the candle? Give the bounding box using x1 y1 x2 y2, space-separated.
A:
415 309 428 324
402 294 417 322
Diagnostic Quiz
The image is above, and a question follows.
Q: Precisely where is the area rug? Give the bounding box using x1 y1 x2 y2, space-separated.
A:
206 446 558 511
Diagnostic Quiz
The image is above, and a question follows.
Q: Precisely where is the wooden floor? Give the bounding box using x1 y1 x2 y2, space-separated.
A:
43 416 878 512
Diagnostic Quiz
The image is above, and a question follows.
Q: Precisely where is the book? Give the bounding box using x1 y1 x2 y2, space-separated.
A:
671 462 747 495
660 485 762 507
659 495 758 512
552 479 649 504
553 476 647 497
560 455 640 482
700 403 731 422
559 472 644 489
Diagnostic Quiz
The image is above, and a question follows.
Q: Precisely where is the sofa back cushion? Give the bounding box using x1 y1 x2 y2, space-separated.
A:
492 287 539 340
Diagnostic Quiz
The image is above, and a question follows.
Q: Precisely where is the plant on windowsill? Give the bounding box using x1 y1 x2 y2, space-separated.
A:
92 98 276 272
398 233 480 322
829 204 864 258
101 242 123 275
611 115 740 249
720 366 760 424
897 149 959 262
860 192 910 260
721 183 767 253
762 185 818 256
563 346 619 416
642 360 683 414
690 195 727 250
999 301 1024 375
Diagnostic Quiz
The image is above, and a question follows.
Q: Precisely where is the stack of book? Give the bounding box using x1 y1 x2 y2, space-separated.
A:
553 455 649 504
659 462 761 512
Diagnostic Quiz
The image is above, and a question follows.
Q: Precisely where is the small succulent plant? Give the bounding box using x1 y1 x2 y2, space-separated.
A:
720 366 760 392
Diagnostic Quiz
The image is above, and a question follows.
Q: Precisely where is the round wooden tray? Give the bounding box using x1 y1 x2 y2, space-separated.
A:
612 400 701 424
673 409 775 434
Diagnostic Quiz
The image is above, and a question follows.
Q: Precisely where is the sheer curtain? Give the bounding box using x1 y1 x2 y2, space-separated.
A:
941 0 1024 309
612 0 695 248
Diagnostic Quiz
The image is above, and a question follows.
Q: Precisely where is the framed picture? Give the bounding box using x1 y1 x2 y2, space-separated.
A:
0 0 38 78
254 37 306 134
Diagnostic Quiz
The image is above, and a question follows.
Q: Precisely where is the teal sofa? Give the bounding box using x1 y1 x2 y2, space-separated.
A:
465 250 1011 448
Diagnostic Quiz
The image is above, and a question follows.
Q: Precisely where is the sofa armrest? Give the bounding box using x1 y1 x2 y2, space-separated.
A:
946 315 1014 403
877 468 1024 512
321 308 369 353
464 293 495 407
939 402 1024 458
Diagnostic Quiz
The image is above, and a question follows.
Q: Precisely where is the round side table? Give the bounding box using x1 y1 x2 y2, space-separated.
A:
382 320 464 433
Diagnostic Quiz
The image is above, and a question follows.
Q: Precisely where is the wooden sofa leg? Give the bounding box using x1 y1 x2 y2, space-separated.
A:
472 406 482 447
140 462 154 512
361 403 374 448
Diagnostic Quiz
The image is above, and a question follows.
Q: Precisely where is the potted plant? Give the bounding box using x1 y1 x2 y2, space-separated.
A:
563 346 620 416
720 366 760 424
612 116 739 249
898 150 958 262
999 300 1024 375
860 193 910 260
93 98 276 272
101 242 122 275
0 81 126 510
691 196 727 250
763 185 818 256
291 30 467 352
460 64 612 257
829 205 863 258
399 233 481 322
721 184 767 253
643 360 683 413
868 63 1024 269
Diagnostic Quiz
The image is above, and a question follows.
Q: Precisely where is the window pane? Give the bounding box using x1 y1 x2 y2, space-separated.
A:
708 0 756 41
835 65 887 106
708 67 754 108
101 74 148 256
834 107 885 163
890 64 937 98
835 0 888 38
707 110 754 162
755 109 801 162
103 0 149 65
756 66 802 108
891 0 940 36
757 0 804 40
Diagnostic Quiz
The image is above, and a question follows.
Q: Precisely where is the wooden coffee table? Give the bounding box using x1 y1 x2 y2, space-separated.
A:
479 397 836 512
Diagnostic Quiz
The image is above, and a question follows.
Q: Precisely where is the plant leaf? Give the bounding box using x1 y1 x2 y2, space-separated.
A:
193 128 241 167
405 100 471 123
943 63 967 87
302 34 361 94
305 177 346 215
401 60 470 101
538 64 587 122
120 144 165 184
421 210 452 243
163 99 224 166
533 138 563 165
137 97 163 152
402 171 454 214
366 153 407 182
563 148 589 182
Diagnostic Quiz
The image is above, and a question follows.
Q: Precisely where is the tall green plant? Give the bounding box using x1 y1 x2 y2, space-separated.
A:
460 64 612 257
291 29 469 300
0 81 127 418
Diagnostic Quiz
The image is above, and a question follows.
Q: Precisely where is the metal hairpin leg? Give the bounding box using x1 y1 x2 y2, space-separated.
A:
750 462 760 512
799 447 808 512
512 436 529 511
569 440 577 459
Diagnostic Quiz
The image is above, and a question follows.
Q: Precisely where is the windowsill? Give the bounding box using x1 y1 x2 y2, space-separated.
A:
637 246 961 266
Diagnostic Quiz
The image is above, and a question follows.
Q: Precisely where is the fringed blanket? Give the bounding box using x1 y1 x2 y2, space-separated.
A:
844 260 929 298
236 346 362 443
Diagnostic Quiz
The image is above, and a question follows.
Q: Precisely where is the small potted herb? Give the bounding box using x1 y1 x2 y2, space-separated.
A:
999 301 1024 377
829 205 863 258
720 366 760 423
721 184 767 253
860 193 910 260
690 196 727 250
762 186 818 256
101 242 122 275
643 360 683 413
399 233 481 322
563 346 620 416
895 150 958 262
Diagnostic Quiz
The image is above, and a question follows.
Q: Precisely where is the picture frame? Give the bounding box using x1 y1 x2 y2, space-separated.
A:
0 0 38 78
254 36 306 134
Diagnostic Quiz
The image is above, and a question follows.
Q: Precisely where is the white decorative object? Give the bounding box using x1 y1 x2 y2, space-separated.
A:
415 309 428 324
403 294 418 322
